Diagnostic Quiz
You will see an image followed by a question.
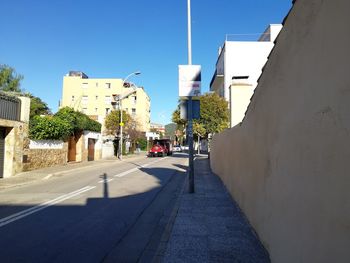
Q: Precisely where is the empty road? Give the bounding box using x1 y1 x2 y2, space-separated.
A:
0 154 188 262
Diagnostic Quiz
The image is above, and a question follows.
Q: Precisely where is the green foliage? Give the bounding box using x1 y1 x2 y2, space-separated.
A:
137 138 147 150
29 116 72 140
104 110 131 135
25 93 51 119
0 92 21 103
55 107 101 133
29 107 101 140
0 64 23 92
199 93 229 136
172 93 229 139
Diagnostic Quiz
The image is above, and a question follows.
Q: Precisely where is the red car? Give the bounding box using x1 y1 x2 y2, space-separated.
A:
148 143 167 157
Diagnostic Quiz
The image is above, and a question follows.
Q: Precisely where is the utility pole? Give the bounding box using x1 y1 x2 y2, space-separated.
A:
187 0 194 193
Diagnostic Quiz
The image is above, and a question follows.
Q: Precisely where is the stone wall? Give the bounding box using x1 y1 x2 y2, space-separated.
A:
210 1 350 262
22 142 68 171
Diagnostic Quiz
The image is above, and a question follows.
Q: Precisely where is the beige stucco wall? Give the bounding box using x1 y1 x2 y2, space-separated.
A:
61 75 151 132
229 82 254 127
210 0 350 262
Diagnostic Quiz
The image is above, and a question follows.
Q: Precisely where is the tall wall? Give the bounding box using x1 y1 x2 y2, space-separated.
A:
210 0 350 262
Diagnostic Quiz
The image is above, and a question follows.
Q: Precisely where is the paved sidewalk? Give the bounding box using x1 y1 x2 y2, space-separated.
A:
161 156 270 263
0 153 147 190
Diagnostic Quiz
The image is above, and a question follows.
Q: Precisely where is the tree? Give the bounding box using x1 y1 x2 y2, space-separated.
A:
26 93 51 119
172 92 229 139
199 92 229 137
104 110 131 135
0 64 23 92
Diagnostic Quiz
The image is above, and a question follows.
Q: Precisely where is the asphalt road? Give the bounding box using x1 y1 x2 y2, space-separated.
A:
0 154 188 263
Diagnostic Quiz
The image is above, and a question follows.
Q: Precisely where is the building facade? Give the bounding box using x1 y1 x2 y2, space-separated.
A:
61 71 151 133
210 24 282 127
0 94 30 178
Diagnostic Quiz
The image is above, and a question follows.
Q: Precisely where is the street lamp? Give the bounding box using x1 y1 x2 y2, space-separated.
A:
118 71 141 160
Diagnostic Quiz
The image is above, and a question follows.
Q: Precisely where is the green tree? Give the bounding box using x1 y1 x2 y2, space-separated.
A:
171 93 229 139
26 93 51 119
104 110 131 135
0 64 23 92
199 93 229 137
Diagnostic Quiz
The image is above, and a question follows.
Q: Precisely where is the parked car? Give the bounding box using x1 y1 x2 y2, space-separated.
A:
148 143 167 157
173 145 182 152
181 145 189 151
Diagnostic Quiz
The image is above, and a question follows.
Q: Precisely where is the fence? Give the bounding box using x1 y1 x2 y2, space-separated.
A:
0 94 21 121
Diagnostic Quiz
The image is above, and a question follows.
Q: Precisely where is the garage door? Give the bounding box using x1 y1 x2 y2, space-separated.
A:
0 127 5 178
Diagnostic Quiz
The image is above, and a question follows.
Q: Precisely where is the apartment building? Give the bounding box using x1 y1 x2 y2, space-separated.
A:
61 71 151 133
210 24 282 127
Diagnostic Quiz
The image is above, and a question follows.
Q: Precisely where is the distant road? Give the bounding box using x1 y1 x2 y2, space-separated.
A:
0 154 188 263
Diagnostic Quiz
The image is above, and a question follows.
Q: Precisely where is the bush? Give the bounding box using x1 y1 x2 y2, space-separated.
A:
29 116 72 140
55 107 101 133
137 138 147 150
29 107 102 141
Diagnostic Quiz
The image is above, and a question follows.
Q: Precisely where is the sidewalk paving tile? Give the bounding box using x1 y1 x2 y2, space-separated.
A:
162 156 270 263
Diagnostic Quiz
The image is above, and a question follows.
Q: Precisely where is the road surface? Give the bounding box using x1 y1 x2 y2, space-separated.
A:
0 154 188 262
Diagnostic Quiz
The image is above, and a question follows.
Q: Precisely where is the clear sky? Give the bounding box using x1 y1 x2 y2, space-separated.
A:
0 0 292 125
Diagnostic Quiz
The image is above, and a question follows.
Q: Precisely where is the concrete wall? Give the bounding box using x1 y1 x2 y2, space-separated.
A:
210 0 350 262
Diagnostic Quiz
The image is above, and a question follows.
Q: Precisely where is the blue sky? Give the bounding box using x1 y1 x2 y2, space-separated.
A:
0 0 292 125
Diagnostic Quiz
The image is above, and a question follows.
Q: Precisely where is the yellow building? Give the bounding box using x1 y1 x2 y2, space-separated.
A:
60 71 150 133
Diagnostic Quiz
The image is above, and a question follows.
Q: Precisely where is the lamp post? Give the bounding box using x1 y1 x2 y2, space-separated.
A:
118 71 141 160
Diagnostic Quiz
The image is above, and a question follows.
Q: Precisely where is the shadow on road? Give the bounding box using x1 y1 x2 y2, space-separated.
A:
0 160 187 263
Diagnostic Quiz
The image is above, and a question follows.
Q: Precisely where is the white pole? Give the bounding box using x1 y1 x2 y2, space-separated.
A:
187 0 192 65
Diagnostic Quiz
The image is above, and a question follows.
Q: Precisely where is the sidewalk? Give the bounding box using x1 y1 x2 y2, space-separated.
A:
160 156 270 263
0 153 147 190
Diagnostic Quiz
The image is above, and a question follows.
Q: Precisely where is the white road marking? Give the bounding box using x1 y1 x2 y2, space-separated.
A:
43 174 53 180
98 178 114 184
0 186 96 228
0 157 170 228
114 157 168 178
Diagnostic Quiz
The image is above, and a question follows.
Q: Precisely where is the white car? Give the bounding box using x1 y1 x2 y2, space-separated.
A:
181 145 189 151
173 145 182 152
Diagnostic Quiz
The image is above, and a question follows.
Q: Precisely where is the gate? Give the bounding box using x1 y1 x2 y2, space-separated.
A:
0 127 5 178
68 136 77 162
88 138 95 161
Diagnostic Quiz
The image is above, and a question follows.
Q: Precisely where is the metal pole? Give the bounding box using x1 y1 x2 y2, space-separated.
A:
187 0 192 65
188 97 194 193
118 99 123 160
187 0 194 193
118 71 141 160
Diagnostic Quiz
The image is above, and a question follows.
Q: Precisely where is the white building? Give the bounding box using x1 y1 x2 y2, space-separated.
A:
210 24 282 127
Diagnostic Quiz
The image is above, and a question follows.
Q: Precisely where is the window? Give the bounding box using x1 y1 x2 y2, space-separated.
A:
71 96 75 102
105 96 111 104
95 108 98 113
132 108 136 116
82 95 88 104
82 108 87 114
105 83 111 89
95 95 98 100
96 82 99 88
82 82 88 89
132 96 137 104
105 108 111 115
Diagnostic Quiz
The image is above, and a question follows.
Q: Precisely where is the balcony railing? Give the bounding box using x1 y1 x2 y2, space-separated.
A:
0 94 21 121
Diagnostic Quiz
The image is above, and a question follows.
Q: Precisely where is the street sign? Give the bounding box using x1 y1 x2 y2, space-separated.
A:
180 99 200 120
178 65 201 97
